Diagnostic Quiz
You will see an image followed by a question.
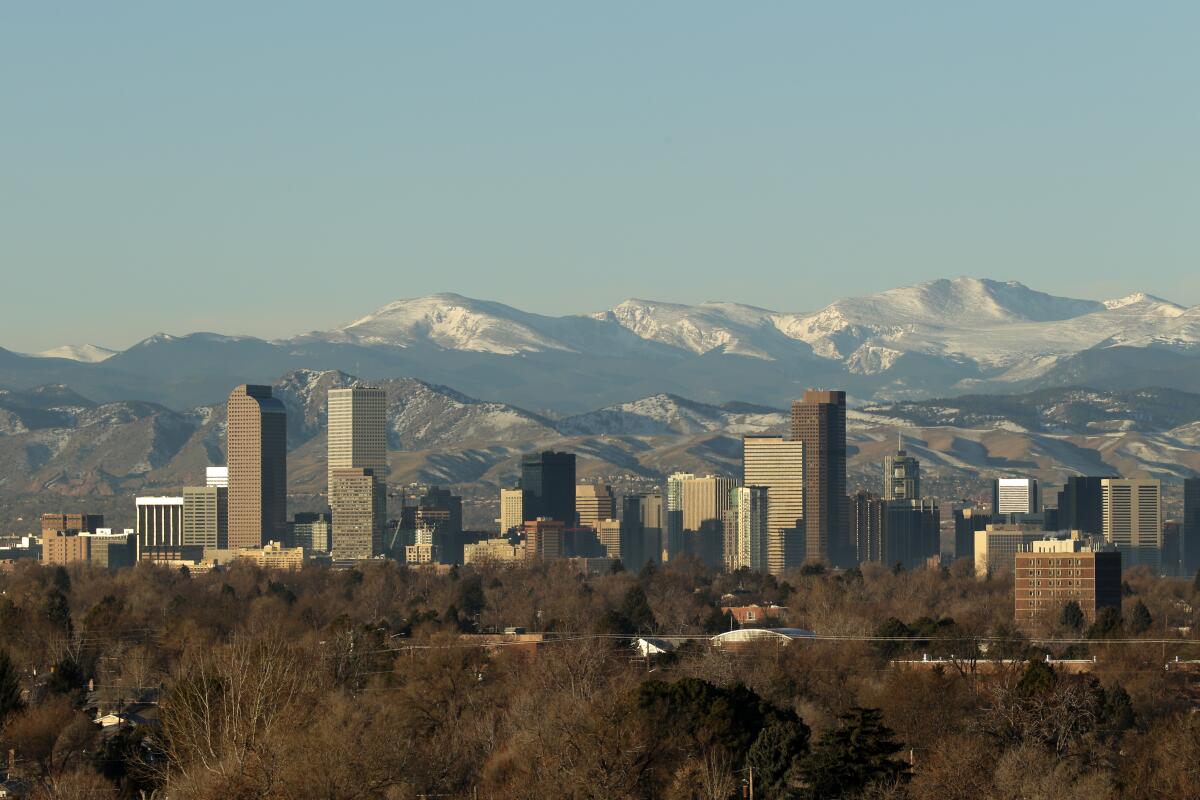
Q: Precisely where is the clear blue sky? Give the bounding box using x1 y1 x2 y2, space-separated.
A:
2 2 1197 352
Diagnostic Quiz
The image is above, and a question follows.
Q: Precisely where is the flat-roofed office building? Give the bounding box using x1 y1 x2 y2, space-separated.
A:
525 518 565 560
136 496 184 547
500 488 524 534
1102 478 1163 572
227 385 288 549
182 486 227 549
330 468 386 560
743 436 804 575
595 518 622 559
621 493 663 569
327 387 389 488
735 486 770 573
974 524 1051 577
575 484 616 529
992 478 1039 517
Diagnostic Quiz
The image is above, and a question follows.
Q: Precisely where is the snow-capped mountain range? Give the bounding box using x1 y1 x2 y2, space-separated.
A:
7 277 1200 412
312 278 1189 373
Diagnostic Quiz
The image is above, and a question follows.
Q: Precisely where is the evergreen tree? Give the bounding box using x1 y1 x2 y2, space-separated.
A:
1087 606 1123 639
456 574 486 618
1016 659 1058 697
638 678 803 762
1059 600 1085 631
873 617 912 660
799 707 909 798
1128 599 1153 634
51 565 70 593
1101 682 1136 734
620 585 656 633
0 649 23 725
43 589 72 633
747 719 810 798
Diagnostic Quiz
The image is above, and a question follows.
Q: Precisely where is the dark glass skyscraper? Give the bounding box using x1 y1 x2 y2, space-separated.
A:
1184 478 1200 578
790 390 848 566
1056 476 1111 535
520 451 576 525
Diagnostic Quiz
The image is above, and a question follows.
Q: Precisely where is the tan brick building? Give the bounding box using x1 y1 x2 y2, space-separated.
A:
42 532 91 566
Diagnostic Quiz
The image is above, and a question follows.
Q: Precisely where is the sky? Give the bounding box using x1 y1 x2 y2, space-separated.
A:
2 2 1198 352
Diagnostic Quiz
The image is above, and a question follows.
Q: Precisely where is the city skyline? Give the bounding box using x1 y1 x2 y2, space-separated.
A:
6 5 1200 795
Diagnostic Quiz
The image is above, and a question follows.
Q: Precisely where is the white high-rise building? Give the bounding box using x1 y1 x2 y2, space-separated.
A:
1102 478 1162 572
499 488 524 534
735 485 770 573
992 478 1039 516
743 436 804 574
327 387 389 488
136 496 184 547
328 387 389 560
205 466 228 488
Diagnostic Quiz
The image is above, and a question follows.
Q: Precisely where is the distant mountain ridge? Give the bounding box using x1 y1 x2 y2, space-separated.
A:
7 277 1200 412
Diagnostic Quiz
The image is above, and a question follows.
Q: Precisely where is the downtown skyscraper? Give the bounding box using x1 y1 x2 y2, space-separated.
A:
521 451 576 525
226 385 288 549
743 436 805 575
790 390 848 566
327 386 389 487
328 387 389 560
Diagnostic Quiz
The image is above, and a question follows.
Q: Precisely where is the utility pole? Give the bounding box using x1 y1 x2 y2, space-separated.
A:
748 765 754 800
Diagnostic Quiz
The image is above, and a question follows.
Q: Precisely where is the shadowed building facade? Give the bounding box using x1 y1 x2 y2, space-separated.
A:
521 451 576 525
1184 478 1200 578
227 385 288 549
790 390 847 566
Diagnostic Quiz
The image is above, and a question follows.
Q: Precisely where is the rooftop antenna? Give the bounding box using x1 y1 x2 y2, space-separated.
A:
897 429 903 453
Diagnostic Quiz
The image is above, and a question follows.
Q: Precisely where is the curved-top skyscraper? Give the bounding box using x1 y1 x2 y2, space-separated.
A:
226 384 288 549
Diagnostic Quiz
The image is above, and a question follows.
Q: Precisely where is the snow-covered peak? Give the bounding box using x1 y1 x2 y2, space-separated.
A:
819 277 1103 327
34 344 117 363
599 298 782 359
1102 292 1186 316
327 293 575 354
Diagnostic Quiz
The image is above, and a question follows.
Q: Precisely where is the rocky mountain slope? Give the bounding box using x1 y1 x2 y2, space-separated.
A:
8 278 1200 412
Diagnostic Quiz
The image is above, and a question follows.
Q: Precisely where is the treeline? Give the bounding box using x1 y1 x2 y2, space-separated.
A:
1 558 1199 798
